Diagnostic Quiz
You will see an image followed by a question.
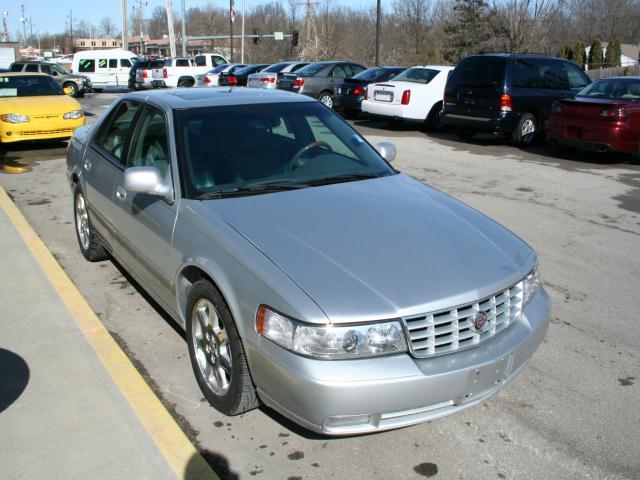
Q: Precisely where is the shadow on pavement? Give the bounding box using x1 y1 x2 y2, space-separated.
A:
0 348 30 412
185 449 239 480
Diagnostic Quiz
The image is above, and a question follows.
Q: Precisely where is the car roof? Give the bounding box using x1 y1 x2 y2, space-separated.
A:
0 72 49 77
126 87 316 109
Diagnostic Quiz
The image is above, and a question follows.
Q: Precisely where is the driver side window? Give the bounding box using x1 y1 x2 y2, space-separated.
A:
127 107 171 181
94 101 140 164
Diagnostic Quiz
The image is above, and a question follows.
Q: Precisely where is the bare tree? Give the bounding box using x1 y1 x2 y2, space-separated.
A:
99 16 118 38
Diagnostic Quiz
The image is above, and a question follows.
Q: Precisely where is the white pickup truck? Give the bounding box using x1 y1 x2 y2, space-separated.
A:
152 53 228 88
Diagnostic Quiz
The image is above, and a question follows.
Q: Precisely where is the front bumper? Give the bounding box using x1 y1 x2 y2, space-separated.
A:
246 288 550 435
0 118 85 143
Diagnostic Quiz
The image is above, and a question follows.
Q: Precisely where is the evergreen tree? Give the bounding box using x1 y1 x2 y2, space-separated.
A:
588 39 603 70
613 40 622 67
604 41 617 68
573 42 586 68
560 45 574 60
443 0 491 63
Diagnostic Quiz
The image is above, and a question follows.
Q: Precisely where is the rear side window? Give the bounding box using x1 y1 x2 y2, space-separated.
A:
511 60 542 88
120 59 132 68
94 101 140 164
194 56 206 67
79 59 95 73
25 64 39 72
9 64 24 72
448 57 506 87
176 59 190 67
331 65 348 78
109 59 118 68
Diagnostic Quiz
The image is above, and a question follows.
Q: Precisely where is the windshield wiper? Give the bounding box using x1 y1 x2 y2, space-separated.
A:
304 172 383 186
195 182 304 200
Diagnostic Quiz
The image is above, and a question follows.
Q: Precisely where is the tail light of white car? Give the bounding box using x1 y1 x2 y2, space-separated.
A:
401 90 411 105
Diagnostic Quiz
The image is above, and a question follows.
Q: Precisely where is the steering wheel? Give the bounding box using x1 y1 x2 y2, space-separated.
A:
287 141 333 172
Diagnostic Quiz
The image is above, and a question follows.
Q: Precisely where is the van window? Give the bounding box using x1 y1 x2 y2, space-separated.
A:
176 59 190 67
79 59 96 73
9 63 24 72
120 59 132 68
98 59 108 69
511 60 542 88
25 64 39 73
448 56 506 88
109 59 118 69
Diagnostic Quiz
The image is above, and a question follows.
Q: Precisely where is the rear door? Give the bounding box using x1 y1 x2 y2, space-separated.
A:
444 56 506 119
82 100 141 250
112 104 178 304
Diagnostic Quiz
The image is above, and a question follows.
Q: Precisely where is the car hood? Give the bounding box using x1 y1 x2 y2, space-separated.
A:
0 95 81 116
199 174 535 323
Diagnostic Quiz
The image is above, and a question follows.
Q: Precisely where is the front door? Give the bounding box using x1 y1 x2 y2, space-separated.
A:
112 105 178 306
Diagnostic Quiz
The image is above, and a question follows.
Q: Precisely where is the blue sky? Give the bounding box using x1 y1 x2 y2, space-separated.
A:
5 0 376 38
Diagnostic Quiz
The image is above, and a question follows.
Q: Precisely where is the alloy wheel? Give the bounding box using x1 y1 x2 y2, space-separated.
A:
320 94 333 109
191 299 232 396
75 193 90 251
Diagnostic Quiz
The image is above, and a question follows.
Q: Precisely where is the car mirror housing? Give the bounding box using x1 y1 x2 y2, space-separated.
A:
376 141 396 163
124 167 173 202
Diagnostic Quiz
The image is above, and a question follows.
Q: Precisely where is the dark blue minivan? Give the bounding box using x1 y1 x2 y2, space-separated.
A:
441 54 591 147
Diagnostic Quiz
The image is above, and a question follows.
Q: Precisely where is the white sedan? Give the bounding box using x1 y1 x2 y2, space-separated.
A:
361 65 454 128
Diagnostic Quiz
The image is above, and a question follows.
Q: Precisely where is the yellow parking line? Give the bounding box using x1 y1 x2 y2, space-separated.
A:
0 186 218 480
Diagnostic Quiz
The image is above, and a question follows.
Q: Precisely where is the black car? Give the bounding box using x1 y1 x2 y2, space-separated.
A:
218 64 269 87
129 59 164 91
441 54 592 147
333 66 406 118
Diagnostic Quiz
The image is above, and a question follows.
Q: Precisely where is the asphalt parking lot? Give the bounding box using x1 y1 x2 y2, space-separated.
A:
1 91 639 480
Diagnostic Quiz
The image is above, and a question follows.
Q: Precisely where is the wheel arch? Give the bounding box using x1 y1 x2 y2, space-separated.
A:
177 75 195 85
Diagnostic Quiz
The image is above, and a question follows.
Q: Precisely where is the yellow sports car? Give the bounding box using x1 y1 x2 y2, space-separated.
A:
0 72 85 144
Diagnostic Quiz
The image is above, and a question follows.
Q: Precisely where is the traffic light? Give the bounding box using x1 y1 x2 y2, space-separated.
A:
292 30 299 47
253 28 260 45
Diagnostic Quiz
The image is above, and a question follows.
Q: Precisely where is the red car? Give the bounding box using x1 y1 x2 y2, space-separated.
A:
546 76 640 160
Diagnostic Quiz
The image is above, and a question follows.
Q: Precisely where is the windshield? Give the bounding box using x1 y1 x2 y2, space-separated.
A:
393 68 440 84
295 63 329 77
51 63 70 75
177 101 396 198
353 67 386 82
577 78 640 100
0 75 64 97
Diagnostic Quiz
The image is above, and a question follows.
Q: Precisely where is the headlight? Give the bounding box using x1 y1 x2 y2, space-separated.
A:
63 110 84 120
0 113 30 123
523 265 541 305
256 306 408 359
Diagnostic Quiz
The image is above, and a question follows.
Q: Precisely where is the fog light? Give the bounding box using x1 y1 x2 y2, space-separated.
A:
324 414 373 429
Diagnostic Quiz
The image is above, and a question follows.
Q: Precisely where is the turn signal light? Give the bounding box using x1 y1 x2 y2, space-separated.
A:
500 93 512 112
401 90 411 105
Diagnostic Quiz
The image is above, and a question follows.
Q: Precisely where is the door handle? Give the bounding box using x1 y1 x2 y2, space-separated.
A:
115 186 127 201
83 158 92 171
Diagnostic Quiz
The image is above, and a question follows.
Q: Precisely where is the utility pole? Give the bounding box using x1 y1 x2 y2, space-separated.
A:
375 0 381 66
121 0 128 51
166 0 177 57
20 3 27 46
180 0 186 56
2 12 10 43
240 0 245 63
132 0 146 55
29 18 33 43
229 0 234 63
68 9 74 53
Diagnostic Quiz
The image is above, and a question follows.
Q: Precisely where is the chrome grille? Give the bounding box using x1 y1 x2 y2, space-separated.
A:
402 281 524 358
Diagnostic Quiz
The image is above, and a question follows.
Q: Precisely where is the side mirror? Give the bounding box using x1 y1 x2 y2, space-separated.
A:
123 167 173 202
63 86 74 95
376 141 396 163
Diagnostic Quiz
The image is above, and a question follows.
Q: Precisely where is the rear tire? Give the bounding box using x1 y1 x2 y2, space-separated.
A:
425 101 444 131
512 113 538 148
186 280 259 415
64 82 79 98
318 91 334 109
73 185 108 262
178 79 194 88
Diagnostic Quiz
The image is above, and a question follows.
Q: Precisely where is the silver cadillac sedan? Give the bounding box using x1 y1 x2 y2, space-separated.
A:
66 88 550 435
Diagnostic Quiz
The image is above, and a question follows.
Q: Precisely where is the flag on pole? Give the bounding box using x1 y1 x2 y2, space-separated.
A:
230 0 236 23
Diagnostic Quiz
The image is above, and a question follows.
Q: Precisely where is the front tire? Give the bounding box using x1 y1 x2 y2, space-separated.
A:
512 113 537 147
186 280 258 415
73 185 108 262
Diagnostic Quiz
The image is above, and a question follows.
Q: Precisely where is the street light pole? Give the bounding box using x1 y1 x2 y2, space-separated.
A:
181 0 186 57
240 0 245 63
375 0 381 66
